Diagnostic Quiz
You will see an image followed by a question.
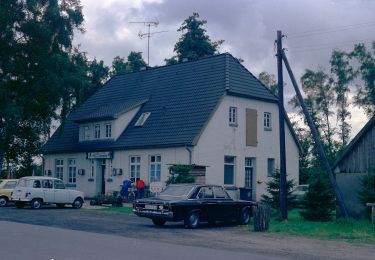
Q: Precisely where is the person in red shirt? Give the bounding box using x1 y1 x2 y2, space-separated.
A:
136 179 145 199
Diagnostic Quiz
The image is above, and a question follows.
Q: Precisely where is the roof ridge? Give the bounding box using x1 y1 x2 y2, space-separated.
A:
111 53 229 80
225 53 230 91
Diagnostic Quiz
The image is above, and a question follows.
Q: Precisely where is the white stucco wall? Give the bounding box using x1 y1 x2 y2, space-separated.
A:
44 147 190 198
192 95 299 201
44 95 299 200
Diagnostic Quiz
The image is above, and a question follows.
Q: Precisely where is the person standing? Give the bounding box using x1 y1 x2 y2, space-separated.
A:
120 179 133 201
136 179 145 199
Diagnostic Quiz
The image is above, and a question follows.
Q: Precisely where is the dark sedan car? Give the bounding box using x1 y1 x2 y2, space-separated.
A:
133 184 256 228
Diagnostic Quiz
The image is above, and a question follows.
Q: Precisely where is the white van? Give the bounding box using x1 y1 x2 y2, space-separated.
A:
11 177 84 209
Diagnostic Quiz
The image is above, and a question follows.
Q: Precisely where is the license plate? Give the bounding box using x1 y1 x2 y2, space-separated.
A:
145 204 158 210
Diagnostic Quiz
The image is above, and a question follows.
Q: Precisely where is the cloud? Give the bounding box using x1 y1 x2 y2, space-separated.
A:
75 0 375 139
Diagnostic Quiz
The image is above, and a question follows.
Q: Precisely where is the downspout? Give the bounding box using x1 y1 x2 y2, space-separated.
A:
185 146 193 165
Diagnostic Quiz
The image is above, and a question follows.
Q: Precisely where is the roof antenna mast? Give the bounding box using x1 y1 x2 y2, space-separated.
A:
129 20 167 66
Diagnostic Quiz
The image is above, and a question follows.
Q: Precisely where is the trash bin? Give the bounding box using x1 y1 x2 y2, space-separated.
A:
239 188 252 201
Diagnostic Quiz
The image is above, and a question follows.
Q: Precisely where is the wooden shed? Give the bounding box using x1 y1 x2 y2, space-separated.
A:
333 114 375 217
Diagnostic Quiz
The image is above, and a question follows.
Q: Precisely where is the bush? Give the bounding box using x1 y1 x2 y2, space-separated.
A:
300 172 335 221
261 169 296 211
358 171 375 218
166 165 195 185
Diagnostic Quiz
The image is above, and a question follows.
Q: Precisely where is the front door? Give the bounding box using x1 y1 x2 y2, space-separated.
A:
101 159 106 194
42 179 54 203
244 158 255 200
54 180 69 203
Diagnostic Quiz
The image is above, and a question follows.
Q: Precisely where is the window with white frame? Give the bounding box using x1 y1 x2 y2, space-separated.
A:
130 156 141 182
149 155 161 182
229 107 238 126
55 159 64 180
68 159 77 184
245 158 255 188
264 112 272 130
94 124 100 139
83 126 90 140
267 158 275 177
105 123 112 138
224 156 236 185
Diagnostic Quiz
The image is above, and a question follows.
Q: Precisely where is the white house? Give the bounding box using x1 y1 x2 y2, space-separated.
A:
42 53 300 199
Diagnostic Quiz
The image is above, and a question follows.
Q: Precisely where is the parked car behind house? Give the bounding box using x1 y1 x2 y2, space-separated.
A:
11 177 84 209
292 184 309 201
0 179 18 207
133 184 256 228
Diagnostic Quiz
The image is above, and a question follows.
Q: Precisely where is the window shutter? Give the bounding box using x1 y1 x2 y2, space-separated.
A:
246 108 257 146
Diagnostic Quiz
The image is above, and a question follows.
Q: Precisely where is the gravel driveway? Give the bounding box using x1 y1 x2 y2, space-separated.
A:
1 205 374 260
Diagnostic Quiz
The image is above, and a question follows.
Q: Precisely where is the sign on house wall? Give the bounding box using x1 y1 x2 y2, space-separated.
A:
87 151 113 159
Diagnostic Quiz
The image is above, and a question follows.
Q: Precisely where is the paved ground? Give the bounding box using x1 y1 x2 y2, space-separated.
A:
0 221 284 260
1 204 375 260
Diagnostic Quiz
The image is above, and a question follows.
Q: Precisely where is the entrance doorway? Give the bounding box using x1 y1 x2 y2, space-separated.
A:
96 159 107 194
101 159 106 194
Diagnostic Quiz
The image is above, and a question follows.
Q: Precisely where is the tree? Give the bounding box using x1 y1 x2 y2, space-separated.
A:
126 51 147 73
358 170 375 218
330 50 355 146
300 172 335 221
261 169 296 212
0 0 84 171
166 13 223 64
258 71 278 96
350 42 375 117
111 52 147 76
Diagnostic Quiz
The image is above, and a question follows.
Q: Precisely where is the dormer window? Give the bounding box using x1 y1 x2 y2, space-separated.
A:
135 112 151 127
105 123 112 138
83 126 90 140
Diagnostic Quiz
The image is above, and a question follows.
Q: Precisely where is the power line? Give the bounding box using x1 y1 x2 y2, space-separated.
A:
288 38 374 51
288 21 375 39
288 40 374 53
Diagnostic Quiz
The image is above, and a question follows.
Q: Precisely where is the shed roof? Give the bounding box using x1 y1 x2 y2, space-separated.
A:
332 114 375 170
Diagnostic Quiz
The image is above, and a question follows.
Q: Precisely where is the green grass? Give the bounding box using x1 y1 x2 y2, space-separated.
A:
95 206 133 214
268 210 375 244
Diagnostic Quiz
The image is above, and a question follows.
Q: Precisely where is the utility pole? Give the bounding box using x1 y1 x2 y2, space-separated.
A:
280 49 349 219
276 31 288 220
129 21 167 66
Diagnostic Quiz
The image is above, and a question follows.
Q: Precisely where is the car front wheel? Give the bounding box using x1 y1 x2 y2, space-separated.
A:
184 212 200 229
238 207 251 225
31 199 42 209
152 218 166 226
0 196 8 207
72 198 83 209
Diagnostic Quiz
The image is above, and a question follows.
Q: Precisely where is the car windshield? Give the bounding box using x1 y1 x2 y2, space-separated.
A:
158 185 195 199
17 178 31 187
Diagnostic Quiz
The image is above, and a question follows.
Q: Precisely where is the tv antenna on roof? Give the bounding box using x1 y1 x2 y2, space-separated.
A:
129 20 167 66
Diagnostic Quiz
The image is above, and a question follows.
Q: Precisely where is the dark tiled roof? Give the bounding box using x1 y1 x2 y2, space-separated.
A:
43 53 279 154
74 98 148 123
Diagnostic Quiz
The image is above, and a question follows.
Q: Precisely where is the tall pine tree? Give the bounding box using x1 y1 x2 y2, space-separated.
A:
165 13 223 64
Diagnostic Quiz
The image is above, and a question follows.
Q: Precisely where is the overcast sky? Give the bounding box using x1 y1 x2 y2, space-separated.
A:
75 0 375 138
